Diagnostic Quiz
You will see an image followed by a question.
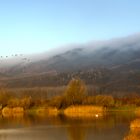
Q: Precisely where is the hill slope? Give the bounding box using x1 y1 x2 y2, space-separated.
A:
0 33 140 95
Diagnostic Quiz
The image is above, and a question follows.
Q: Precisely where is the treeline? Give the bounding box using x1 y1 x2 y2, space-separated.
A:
0 78 140 110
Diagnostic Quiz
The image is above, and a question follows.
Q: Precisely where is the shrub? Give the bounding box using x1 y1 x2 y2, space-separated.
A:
114 98 122 107
33 99 48 107
82 96 96 105
124 134 139 140
130 119 140 129
95 95 114 107
20 96 32 109
0 89 12 107
48 96 65 109
7 98 21 108
124 119 140 140
2 107 12 116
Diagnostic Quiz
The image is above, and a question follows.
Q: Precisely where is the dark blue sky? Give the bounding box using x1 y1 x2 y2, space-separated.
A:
0 0 140 55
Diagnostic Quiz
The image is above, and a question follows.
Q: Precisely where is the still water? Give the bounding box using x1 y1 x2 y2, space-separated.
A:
0 112 136 140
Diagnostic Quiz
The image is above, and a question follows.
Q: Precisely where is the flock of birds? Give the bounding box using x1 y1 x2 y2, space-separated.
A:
0 54 31 62
1 54 23 58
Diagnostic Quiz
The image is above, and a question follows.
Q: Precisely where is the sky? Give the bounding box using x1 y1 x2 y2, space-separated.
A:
0 0 140 56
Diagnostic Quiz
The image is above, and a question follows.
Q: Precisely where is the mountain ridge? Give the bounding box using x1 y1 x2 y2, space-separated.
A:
0 33 140 95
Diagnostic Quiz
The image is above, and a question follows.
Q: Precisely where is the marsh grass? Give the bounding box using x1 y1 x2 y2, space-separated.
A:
124 134 140 140
0 78 139 119
124 128 140 140
2 107 24 117
64 105 105 118
130 119 140 129
36 107 59 116
124 119 140 140
27 106 60 116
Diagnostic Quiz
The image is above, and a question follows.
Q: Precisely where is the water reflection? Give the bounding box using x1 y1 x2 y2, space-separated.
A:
0 112 136 140
67 125 87 140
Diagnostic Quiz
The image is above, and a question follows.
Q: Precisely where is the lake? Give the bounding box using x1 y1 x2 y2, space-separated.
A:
0 112 136 140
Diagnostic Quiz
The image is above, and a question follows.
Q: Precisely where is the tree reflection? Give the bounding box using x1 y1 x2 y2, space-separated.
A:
67 125 87 140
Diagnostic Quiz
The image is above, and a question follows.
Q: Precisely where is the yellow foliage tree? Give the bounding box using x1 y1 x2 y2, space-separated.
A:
64 78 87 106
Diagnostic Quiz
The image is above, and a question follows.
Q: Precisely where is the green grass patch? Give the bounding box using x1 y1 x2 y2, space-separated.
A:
108 105 137 111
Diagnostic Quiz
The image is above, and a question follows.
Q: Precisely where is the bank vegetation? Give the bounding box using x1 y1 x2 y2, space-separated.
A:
0 78 139 117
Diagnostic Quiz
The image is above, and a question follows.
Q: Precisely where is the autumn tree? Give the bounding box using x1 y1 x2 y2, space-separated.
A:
64 78 87 106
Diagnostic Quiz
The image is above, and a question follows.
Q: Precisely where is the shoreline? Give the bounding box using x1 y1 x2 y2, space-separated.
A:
0 105 137 118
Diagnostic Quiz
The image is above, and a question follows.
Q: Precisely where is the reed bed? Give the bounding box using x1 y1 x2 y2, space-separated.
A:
130 119 140 129
124 134 139 140
64 105 105 118
2 107 24 117
124 119 140 140
124 129 140 140
36 107 59 116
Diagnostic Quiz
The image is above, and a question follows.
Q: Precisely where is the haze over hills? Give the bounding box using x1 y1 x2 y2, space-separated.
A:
0 33 140 95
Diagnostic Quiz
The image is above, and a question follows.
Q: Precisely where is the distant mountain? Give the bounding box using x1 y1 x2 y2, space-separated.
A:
0 33 140 95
